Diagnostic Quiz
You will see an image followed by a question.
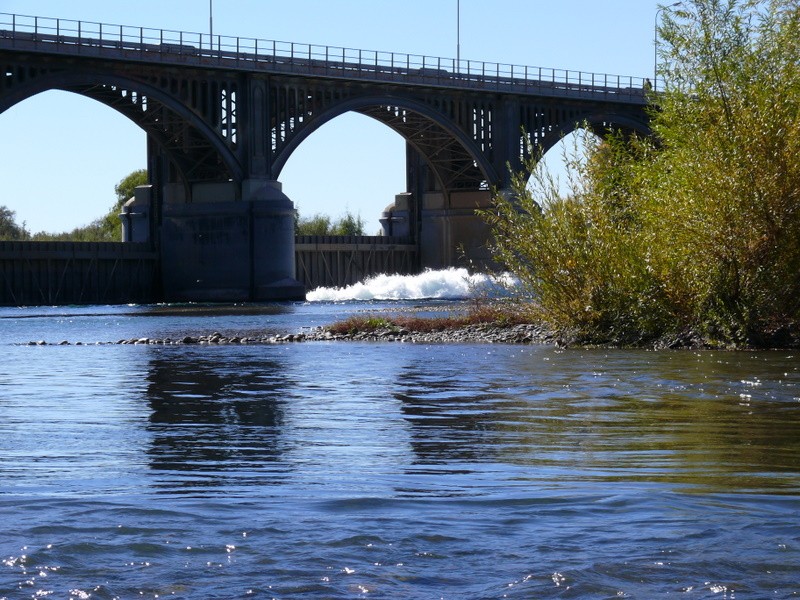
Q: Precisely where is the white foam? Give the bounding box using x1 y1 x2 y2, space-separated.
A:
306 268 518 302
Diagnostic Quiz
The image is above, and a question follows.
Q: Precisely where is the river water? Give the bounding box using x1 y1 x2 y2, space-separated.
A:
1 271 799 599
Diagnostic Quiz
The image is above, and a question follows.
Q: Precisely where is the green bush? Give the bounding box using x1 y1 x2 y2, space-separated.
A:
483 0 800 346
296 210 366 236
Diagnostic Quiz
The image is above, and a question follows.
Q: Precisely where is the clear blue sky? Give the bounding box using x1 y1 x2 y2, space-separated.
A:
0 1 667 234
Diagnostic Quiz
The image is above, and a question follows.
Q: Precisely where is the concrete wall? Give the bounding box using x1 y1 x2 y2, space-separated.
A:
159 180 304 302
419 190 496 270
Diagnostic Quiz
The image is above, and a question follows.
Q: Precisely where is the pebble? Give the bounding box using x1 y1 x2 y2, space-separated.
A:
20 323 556 347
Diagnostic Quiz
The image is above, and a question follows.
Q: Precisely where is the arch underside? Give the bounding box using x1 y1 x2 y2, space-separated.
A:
355 105 487 191
267 84 497 194
71 82 234 184
0 57 241 191
520 104 651 172
268 81 651 194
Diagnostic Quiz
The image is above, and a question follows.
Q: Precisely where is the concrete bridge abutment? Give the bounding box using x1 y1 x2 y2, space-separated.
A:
420 190 496 270
159 179 304 302
382 190 497 271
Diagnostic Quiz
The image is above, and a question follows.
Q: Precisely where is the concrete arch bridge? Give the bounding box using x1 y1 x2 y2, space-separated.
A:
0 13 651 301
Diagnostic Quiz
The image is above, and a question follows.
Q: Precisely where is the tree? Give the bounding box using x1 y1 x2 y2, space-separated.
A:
296 210 366 236
114 169 148 208
0 206 30 241
34 168 147 242
296 213 332 236
330 211 366 236
482 0 800 346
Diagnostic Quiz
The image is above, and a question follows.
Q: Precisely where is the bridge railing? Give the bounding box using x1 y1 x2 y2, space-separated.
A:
0 12 650 103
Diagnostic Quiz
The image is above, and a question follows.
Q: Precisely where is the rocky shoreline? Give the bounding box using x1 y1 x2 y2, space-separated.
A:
21 322 558 347
20 322 797 350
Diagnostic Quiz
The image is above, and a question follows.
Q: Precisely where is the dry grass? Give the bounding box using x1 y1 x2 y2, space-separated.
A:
326 303 532 335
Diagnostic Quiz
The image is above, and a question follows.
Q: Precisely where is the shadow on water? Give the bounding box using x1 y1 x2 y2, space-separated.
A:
144 348 294 494
138 302 298 318
393 347 800 495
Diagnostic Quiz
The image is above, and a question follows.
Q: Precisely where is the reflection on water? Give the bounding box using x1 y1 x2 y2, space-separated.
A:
394 348 800 495
145 348 292 493
1 304 800 598
139 302 297 318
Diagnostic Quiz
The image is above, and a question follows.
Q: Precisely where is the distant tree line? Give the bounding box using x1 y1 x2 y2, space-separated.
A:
2 170 369 241
0 169 147 242
295 210 366 236
0 206 29 241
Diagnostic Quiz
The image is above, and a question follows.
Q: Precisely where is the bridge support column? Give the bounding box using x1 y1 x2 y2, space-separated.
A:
419 190 496 271
159 179 304 302
244 179 305 301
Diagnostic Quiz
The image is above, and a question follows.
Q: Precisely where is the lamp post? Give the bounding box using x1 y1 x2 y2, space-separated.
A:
456 0 461 71
654 2 681 91
209 0 213 49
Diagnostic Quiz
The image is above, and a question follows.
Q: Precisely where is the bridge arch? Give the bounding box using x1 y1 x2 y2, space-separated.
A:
0 90 146 233
536 110 652 158
523 109 651 184
0 70 243 191
271 94 499 194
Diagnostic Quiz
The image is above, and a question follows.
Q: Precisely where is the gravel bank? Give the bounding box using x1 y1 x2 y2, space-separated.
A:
21 323 558 347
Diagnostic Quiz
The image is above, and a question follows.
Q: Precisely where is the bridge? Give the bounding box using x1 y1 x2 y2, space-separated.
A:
0 13 651 302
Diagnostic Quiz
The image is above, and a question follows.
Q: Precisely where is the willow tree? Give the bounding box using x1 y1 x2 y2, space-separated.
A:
483 0 800 346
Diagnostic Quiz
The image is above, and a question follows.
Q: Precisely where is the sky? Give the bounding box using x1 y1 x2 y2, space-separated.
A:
0 1 668 234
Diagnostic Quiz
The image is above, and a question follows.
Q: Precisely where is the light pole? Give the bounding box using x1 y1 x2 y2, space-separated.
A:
209 0 213 50
654 2 682 91
456 0 461 71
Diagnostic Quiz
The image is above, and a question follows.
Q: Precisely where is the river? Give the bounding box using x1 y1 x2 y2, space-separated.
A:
1 271 799 598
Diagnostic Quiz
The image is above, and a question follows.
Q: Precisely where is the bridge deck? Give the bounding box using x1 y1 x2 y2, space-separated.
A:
0 12 649 105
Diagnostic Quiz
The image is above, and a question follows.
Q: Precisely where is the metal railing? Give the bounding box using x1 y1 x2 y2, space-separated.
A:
0 12 650 103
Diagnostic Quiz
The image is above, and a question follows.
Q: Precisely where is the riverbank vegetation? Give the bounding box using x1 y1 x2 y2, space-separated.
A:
482 0 800 348
2 170 368 241
326 303 531 336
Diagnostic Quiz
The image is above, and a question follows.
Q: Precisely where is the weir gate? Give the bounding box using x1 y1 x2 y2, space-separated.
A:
0 13 652 305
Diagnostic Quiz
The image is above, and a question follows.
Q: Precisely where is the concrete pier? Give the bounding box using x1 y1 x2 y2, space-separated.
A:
160 180 304 302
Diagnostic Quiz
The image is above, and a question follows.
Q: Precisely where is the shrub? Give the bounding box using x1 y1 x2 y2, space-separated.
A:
296 210 366 236
482 0 800 346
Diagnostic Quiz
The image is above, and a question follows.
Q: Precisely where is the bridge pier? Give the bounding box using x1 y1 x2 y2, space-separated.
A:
159 179 304 302
420 190 497 271
381 190 497 271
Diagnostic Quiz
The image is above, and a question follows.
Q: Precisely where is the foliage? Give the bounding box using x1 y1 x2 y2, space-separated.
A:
482 0 800 347
296 213 332 236
115 169 148 207
296 210 366 236
331 211 366 236
0 206 30 241
34 169 147 242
